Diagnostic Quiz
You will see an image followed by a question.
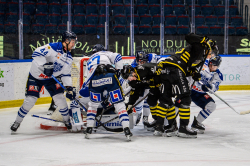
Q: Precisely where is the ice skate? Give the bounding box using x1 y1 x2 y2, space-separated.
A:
135 112 142 125
142 116 149 129
191 116 205 134
177 125 197 138
64 120 72 131
153 124 164 136
10 121 20 132
146 120 156 132
124 127 133 141
162 121 178 137
47 104 57 115
84 127 93 139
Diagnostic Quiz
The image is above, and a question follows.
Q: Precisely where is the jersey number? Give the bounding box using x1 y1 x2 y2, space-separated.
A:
87 55 100 70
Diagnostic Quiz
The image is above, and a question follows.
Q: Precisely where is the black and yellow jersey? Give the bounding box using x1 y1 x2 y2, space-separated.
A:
157 33 210 76
127 63 159 105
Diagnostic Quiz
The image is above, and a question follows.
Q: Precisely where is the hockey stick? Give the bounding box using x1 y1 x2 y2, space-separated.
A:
205 85 250 115
95 92 150 129
31 114 65 123
52 75 87 116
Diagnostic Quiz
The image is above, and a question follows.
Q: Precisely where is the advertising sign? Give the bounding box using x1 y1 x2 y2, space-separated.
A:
0 64 14 100
1 34 250 59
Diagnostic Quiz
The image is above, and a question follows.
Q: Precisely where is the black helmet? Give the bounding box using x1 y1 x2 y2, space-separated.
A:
62 31 77 43
209 55 222 68
121 65 134 79
135 51 148 63
92 44 106 54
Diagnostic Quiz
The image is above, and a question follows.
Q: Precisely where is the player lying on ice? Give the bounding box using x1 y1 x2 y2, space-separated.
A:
69 44 133 141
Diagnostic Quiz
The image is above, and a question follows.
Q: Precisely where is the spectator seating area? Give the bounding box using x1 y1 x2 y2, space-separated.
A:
0 0 248 35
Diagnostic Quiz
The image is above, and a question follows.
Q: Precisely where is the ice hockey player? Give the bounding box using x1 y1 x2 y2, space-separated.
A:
10 31 77 132
190 55 223 134
131 52 162 67
120 51 151 127
154 33 217 138
121 61 164 131
81 44 133 141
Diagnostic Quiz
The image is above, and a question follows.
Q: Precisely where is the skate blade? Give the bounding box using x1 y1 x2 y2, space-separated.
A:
177 132 197 138
126 135 131 141
147 127 155 132
153 131 163 136
191 127 205 134
85 133 90 139
162 131 177 137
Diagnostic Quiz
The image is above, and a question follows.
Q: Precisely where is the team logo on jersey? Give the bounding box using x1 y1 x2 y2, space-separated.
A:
54 61 63 72
109 89 123 103
72 112 79 123
28 85 39 92
90 91 101 102
55 83 61 89
92 77 112 87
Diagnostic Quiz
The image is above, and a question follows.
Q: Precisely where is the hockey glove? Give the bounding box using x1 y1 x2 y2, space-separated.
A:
192 72 201 81
201 84 212 92
66 87 76 100
43 62 54 77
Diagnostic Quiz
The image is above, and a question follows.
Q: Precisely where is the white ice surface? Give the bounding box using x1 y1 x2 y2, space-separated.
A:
1 91 250 166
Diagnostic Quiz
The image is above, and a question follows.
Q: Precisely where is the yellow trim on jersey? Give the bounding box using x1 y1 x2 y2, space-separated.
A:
182 53 189 60
180 117 190 119
167 111 176 116
179 112 190 116
200 37 206 43
181 56 187 63
157 114 167 118
168 106 175 111
167 115 176 120
134 68 140 81
184 51 190 57
160 61 186 75
157 105 168 111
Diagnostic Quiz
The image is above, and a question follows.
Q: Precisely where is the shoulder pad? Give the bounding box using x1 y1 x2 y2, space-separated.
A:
216 69 223 81
49 42 62 52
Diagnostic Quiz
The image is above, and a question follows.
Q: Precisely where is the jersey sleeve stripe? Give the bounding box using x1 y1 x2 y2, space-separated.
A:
61 74 71 77
32 52 45 57
114 54 122 64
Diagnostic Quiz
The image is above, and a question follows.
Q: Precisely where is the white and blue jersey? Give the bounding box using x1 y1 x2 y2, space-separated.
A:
30 42 73 86
83 51 123 88
131 53 162 67
192 59 223 94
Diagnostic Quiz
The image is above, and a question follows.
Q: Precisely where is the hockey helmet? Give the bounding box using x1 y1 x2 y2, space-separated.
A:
61 31 78 49
121 65 135 79
135 51 148 64
209 55 222 68
62 31 77 43
92 44 106 54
